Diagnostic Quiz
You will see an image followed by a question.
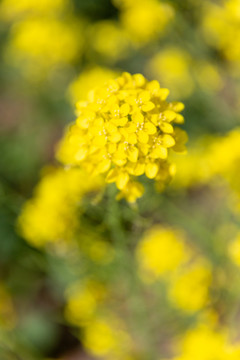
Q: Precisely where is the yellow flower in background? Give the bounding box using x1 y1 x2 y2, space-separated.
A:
136 226 189 281
0 0 69 21
65 280 107 327
229 233 240 266
83 315 132 358
147 48 194 99
172 324 240 360
68 66 120 104
57 72 187 202
173 129 240 190
18 167 103 248
5 17 83 81
202 0 240 75
168 259 212 313
89 20 131 61
114 0 174 44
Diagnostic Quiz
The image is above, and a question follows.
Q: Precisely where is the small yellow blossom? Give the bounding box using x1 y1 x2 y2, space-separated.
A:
5 17 83 80
136 226 189 281
202 0 240 75
0 0 69 21
229 233 240 266
115 0 174 44
168 259 212 312
18 167 103 247
172 324 240 360
65 280 107 327
57 72 187 202
147 48 194 99
83 315 132 358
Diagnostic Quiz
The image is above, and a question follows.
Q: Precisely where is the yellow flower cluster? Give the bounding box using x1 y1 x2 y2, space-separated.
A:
83 315 132 359
5 18 83 81
172 324 240 360
147 48 194 100
136 226 189 280
57 72 187 202
65 280 107 327
202 0 240 75
18 167 103 248
0 0 68 21
168 259 212 313
173 129 240 190
136 226 212 312
114 0 174 44
147 47 223 100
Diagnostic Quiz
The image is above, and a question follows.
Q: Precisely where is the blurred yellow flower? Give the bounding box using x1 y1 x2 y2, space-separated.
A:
168 259 212 312
18 167 103 247
65 280 107 327
202 0 240 75
57 72 187 202
229 233 240 266
173 324 240 360
0 0 69 21
147 48 194 99
115 0 174 44
83 315 132 358
136 226 189 281
5 17 83 80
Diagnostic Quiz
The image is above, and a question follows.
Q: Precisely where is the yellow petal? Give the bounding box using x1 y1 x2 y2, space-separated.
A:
138 131 149 144
128 133 138 144
170 101 185 112
139 90 151 103
150 146 168 159
97 159 111 173
132 112 144 124
145 163 159 179
127 147 139 162
142 102 155 112
120 103 130 116
134 163 145 176
106 168 118 183
75 147 87 161
93 135 107 147
159 122 174 134
144 121 156 135
109 132 121 143
133 73 146 87
116 172 129 190
162 134 176 148
163 110 177 122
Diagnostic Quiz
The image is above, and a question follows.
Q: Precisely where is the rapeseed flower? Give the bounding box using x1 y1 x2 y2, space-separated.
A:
18 167 103 248
5 17 83 80
115 0 174 44
83 315 132 359
57 72 187 202
136 226 189 281
147 48 194 99
65 280 107 327
168 259 212 312
0 0 69 21
172 324 240 360
202 0 240 75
